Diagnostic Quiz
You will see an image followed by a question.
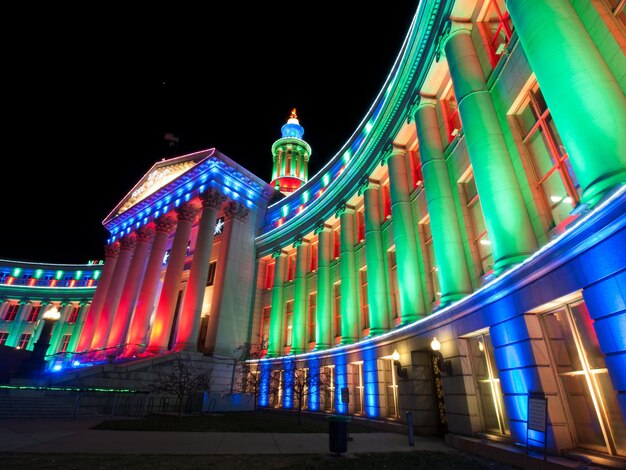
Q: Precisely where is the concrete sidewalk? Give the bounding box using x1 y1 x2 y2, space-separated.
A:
0 419 451 455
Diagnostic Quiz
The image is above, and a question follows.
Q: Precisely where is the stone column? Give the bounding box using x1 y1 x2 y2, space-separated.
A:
267 250 287 357
175 188 226 351
338 206 359 344
444 26 537 273
49 303 73 354
148 202 199 354
385 145 426 322
5 301 29 348
76 243 120 352
203 202 251 356
314 224 333 350
507 0 626 206
290 237 309 354
107 226 155 350
68 302 90 352
126 215 176 354
91 235 136 350
362 180 390 335
413 99 472 304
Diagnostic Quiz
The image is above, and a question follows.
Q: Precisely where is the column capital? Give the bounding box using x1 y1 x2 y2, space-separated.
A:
358 178 380 196
153 215 177 234
223 200 250 222
406 95 421 124
175 202 200 223
438 20 473 62
271 249 286 259
292 236 309 249
200 188 227 209
104 242 121 259
313 222 331 235
119 235 137 252
135 225 156 244
382 144 406 165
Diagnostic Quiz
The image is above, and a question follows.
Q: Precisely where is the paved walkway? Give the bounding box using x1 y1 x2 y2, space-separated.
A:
0 419 452 455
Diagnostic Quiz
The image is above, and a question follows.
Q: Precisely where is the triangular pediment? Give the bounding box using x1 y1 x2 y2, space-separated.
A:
107 150 212 220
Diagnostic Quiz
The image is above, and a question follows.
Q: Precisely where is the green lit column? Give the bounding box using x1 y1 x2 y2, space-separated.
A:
291 238 309 355
267 250 287 357
385 145 426 322
444 26 537 273
413 98 472 303
338 206 359 344
315 224 333 350
507 0 626 206
362 180 390 335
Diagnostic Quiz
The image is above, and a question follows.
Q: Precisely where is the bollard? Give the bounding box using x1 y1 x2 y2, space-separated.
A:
406 411 415 446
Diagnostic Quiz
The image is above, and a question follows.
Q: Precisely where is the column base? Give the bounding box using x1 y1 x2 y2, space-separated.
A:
493 252 533 276
582 175 626 208
173 342 200 352
314 344 331 351
367 328 389 338
145 345 169 356
289 348 304 355
340 337 357 345
400 314 424 326
439 292 470 306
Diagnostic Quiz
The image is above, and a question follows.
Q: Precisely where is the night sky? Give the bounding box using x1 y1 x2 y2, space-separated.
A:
1 3 417 264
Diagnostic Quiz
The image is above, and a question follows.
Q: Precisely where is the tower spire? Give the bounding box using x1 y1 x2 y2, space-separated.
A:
270 109 312 195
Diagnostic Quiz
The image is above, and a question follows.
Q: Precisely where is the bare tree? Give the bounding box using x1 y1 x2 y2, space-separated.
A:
232 341 266 419
151 354 211 417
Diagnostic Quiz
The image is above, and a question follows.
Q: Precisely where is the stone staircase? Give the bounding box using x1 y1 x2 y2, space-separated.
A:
0 394 79 419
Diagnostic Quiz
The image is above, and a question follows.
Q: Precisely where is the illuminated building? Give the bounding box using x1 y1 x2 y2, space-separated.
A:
0 259 100 354
2 0 626 464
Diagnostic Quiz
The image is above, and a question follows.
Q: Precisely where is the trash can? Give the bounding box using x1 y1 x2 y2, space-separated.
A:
327 415 351 454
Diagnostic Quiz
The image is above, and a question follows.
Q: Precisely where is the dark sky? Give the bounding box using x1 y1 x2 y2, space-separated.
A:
1 3 417 264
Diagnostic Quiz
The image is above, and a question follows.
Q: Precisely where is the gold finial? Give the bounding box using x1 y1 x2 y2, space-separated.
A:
290 108 298 119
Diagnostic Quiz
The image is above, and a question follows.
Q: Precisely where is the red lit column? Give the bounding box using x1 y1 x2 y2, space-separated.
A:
106 225 155 350
175 188 226 351
76 243 120 352
91 235 136 350
126 215 176 354
148 202 199 354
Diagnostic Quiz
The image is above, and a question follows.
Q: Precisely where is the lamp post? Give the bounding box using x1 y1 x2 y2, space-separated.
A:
16 306 61 378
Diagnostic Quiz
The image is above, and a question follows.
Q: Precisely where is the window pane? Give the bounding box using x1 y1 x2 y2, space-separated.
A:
469 336 504 433
542 171 574 226
528 126 558 176
543 308 583 372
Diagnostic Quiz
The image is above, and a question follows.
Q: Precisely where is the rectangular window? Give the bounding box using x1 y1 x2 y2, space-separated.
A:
284 301 294 349
409 150 424 189
260 306 271 350
387 248 400 323
421 218 441 306
309 242 318 272
333 228 341 259
605 0 626 28
441 86 462 143
333 282 341 338
59 334 72 353
350 362 364 415
479 0 514 68
468 333 510 435
17 333 32 350
515 85 580 230
26 305 41 323
359 269 369 331
541 300 626 456
322 365 335 412
0 331 8 346
381 184 392 221
462 171 494 275
357 210 365 243
4 303 20 321
286 254 296 282
67 306 79 324
206 261 217 286
381 358 399 418
308 293 317 344
264 261 275 290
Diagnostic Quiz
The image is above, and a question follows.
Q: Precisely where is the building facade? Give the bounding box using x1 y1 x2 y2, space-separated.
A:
0 259 99 355
2 0 625 463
